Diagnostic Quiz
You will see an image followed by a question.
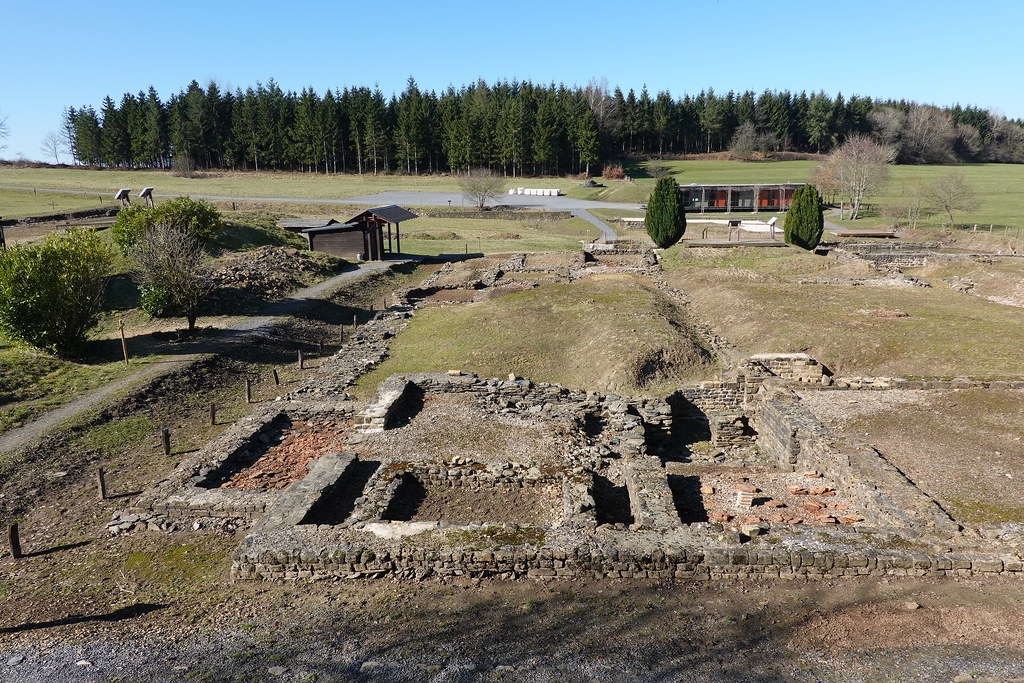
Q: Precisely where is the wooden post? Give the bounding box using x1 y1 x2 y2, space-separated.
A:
340 327 345 343
297 350 304 370
353 315 358 331
383 296 387 310
209 403 216 426
97 468 107 500
318 341 323 356
8 524 21 559
272 369 280 386
245 379 252 403
161 428 171 455
119 319 129 366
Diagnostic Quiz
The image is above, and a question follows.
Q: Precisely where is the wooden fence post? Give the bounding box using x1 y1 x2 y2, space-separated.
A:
272 369 280 386
161 428 171 455
297 350 304 370
97 468 107 500
9 524 22 559
119 319 129 366
245 379 252 403
209 403 217 426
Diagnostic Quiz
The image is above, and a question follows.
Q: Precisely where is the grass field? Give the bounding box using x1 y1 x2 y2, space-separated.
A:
400 215 597 255
5 162 1022 232
662 245 1024 378
0 167 616 217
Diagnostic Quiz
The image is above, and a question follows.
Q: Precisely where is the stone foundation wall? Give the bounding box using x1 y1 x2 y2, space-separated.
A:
752 392 960 537
133 403 356 525
820 378 1024 391
746 353 824 383
231 541 1024 582
710 413 754 448
347 462 566 526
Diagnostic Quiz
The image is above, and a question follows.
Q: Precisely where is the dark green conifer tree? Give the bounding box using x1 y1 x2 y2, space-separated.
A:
784 183 824 250
645 176 686 248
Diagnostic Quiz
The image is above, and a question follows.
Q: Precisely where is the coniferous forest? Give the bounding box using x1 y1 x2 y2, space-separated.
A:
60 77 1024 175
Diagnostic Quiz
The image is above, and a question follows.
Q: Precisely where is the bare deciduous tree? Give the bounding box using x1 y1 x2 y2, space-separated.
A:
131 224 214 331
883 181 931 229
728 121 779 160
460 167 503 210
903 105 956 164
40 130 64 164
0 111 9 152
584 77 621 139
927 171 979 229
813 135 896 220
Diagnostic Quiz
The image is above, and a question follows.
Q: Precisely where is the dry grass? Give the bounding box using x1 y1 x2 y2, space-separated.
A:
353 272 717 397
663 246 1024 378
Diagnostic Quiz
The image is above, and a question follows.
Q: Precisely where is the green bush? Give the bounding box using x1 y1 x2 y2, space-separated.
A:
0 228 114 357
645 176 686 248
112 196 223 254
784 184 824 250
111 204 157 255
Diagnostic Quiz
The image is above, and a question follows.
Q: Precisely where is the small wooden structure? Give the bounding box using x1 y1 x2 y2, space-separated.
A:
829 228 897 238
337 205 418 261
279 206 417 261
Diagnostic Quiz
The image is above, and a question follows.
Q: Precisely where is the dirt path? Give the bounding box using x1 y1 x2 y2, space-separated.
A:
0 260 398 458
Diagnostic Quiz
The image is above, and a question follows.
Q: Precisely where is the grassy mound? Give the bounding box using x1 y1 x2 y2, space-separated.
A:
354 272 717 396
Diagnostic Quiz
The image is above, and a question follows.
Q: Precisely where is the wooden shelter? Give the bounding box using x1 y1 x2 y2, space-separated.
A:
338 205 417 260
281 206 417 261
679 183 804 213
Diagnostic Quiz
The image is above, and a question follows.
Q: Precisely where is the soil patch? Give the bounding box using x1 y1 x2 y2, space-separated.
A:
220 420 350 490
798 387 1024 524
382 474 563 525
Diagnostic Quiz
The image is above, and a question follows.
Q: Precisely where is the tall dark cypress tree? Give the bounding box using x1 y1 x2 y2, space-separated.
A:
645 176 686 248
784 184 824 250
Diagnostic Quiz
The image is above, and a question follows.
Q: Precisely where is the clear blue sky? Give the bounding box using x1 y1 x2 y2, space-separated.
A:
2 0 1021 163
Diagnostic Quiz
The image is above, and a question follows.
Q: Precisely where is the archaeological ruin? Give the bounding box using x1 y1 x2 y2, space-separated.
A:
112 248 1024 583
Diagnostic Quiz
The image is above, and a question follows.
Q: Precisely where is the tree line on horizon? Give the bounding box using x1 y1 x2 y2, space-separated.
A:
59 77 1024 176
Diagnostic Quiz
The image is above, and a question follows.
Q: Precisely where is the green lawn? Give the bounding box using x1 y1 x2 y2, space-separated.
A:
399 216 597 255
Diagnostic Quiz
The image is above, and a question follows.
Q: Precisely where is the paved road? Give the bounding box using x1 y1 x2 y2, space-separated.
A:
0 260 396 457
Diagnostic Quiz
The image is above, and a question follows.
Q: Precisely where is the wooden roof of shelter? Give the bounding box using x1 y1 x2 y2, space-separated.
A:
300 223 358 235
277 218 342 231
344 205 418 225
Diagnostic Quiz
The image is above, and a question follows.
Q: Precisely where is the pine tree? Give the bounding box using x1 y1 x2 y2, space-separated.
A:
645 176 686 248
784 184 824 250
